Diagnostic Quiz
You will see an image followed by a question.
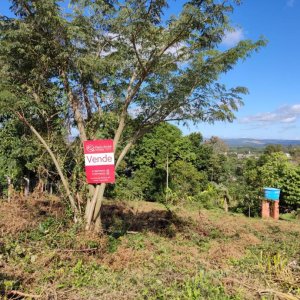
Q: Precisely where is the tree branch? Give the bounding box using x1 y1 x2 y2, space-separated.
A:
7 290 41 299
131 34 147 74
60 70 87 142
82 83 92 120
15 111 79 215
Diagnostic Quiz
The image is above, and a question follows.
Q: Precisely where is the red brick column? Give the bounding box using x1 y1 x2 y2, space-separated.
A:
262 200 270 218
270 201 279 220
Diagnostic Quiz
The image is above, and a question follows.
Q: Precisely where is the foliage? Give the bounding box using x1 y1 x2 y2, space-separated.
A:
231 234 300 297
170 160 206 199
256 152 300 207
258 152 292 188
183 270 239 300
263 144 284 155
229 151 300 213
114 123 202 202
0 0 265 224
280 167 300 207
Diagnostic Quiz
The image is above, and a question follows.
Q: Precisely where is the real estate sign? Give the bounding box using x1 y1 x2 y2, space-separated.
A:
83 140 115 184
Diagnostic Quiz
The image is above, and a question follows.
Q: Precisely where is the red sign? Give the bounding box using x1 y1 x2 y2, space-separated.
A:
83 140 115 184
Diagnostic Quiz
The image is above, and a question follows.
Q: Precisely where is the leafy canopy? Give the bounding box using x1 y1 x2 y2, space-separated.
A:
0 0 266 135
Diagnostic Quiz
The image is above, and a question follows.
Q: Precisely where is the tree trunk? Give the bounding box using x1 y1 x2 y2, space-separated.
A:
85 126 152 231
93 91 102 116
61 70 96 219
82 83 92 120
61 70 87 142
85 184 100 230
24 177 30 197
223 196 228 213
6 176 12 202
85 70 146 231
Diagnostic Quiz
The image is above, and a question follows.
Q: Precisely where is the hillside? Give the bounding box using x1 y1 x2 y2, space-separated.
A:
221 138 300 148
1 198 300 299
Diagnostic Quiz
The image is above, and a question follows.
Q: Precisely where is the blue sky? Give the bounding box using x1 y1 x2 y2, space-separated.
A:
184 0 300 140
1 0 300 140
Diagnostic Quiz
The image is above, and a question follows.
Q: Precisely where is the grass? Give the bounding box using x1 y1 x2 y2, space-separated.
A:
0 198 300 299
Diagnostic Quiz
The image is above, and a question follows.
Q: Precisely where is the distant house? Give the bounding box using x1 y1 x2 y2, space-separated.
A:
237 153 259 160
285 153 291 159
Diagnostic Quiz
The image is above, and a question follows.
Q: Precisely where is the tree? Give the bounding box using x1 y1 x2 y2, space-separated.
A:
114 122 205 202
194 137 230 184
0 118 41 192
259 152 292 188
263 144 284 156
132 123 196 170
0 0 265 231
169 160 205 201
230 157 262 216
259 152 300 208
281 167 300 208
287 145 300 164
205 136 229 154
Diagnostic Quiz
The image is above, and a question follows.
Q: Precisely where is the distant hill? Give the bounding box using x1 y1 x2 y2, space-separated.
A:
220 138 300 148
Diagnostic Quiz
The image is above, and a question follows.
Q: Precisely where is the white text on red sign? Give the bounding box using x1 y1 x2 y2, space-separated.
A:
84 153 115 166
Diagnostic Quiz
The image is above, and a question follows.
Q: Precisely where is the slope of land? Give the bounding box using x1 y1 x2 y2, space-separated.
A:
221 138 300 148
0 197 300 299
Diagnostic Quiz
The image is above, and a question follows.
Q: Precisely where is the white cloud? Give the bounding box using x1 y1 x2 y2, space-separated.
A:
165 42 185 55
287 0 296 7
281 116 297 123
221 28 244 47
240 104 300 125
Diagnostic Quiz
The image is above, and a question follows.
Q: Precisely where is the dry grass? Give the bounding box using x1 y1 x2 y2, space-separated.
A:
1 198 300 299
0 194 63 236
0 201 38 235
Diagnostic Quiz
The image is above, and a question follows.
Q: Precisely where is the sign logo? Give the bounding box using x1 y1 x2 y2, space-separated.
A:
86 145 97 152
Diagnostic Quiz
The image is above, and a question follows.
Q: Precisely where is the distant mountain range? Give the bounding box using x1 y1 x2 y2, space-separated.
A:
220 138 300 148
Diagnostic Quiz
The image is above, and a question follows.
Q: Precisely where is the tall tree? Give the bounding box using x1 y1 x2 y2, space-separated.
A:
114 122 200 202
0 0 266 231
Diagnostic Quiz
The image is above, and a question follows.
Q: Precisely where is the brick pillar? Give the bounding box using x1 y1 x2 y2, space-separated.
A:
270 201 279 220
262 200 270 218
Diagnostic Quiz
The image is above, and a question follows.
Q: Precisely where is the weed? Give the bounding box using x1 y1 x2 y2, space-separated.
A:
182 270 241 300
0 275 20 297
69 259 98 288
231 243 300 296
126 233 145 250
187 232 211 251
107 236 121 253
208 228 223 239
1 199 300 299
280 213 297 221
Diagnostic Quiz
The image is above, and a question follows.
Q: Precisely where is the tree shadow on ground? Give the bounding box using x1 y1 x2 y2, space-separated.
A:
101 203 190 238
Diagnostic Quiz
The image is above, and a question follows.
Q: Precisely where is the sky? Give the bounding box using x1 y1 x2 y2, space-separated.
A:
184 0 300 140
1 0 300 140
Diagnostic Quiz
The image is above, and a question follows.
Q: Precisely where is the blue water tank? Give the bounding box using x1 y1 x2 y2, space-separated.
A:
263 187 280 201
